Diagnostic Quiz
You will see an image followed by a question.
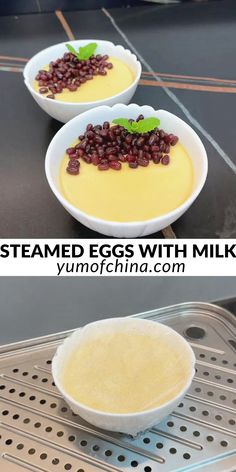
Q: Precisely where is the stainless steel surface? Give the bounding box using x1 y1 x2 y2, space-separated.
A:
0 302 235 472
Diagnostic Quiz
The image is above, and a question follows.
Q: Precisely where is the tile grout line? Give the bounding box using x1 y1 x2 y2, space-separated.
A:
55 10 75 41
102 7 236 175
36 0 41 13
53 9 176 239
162 226 177 239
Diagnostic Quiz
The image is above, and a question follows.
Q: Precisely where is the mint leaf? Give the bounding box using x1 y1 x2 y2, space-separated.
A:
112 117 160 134
66 43 80 60
66 42 97 61
78 42 97 60
112 118 134 133
133 117 160 133
131 121 139 131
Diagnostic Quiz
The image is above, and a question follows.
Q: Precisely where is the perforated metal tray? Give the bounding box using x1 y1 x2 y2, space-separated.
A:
0 302 235 472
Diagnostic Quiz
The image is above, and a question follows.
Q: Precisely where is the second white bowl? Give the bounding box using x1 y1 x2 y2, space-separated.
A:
45 103 208 237
23 40 141 123
52 317 195 435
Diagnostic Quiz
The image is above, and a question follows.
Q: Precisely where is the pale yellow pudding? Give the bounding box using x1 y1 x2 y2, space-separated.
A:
62 330 191 414
34 57 134 102
60 142 194 222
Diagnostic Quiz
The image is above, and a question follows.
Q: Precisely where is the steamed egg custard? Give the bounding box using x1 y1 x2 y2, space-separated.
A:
34 57 134 102
62 330 192 414
60 142 194 222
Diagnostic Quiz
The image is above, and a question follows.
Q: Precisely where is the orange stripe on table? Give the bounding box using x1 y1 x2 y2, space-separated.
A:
162 226 176 239
141 71 236 85
139 78 236 94
55 10 75 41
0 55 28 62
0 65 23 73
0 61 25 68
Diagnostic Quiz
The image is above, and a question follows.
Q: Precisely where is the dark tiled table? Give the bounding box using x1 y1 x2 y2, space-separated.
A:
0 0 236 238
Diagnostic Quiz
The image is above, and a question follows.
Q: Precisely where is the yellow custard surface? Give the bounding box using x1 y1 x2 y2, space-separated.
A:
34 57 134 102
60 142 194 222
62 331 191 413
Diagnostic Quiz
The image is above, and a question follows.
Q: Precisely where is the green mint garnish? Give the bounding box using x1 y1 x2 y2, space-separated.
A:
112 117 160 134
66 42 97 61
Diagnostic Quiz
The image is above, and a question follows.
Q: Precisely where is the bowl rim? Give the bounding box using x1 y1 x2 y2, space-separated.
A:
23 39 142 106
45 103 208 229
52 317 196 419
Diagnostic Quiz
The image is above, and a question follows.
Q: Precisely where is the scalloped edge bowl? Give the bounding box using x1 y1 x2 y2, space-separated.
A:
52 317 196 435
23 40 142 123
45 103 208 237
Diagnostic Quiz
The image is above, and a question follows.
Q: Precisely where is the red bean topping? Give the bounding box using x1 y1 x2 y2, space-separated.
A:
77 149 84 157
109 161 122 170
161 155 170 165
98 69 107 76
68 153 78 160
151 145 159 152
65 117 178 175
36 52 113 98
91 155 99 165
97 147 105 157
171 136 179 146
127 155 136 163
153 153 161 164
39 87 48 94
108 154 118 161
66 147 76 155
100 129 108 138
49 86 57 94
67 84 77 91
94 135 103 144
137 157 149 167
98 162 109 171
46 94 55 99
67 166 79 175
79 139 88 150
68 159 80 169
136 114 144 121
125 134 133 144
129 161 138 169
137 136 145 147
119 154 127 162
148 134 156 146
81 155 91 164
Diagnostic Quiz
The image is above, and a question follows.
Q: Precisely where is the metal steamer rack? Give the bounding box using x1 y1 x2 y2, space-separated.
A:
0 302 235 472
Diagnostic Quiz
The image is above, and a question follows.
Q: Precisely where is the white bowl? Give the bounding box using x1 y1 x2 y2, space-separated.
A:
52 317 195 435
23 40 141 123
45 103 208 237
